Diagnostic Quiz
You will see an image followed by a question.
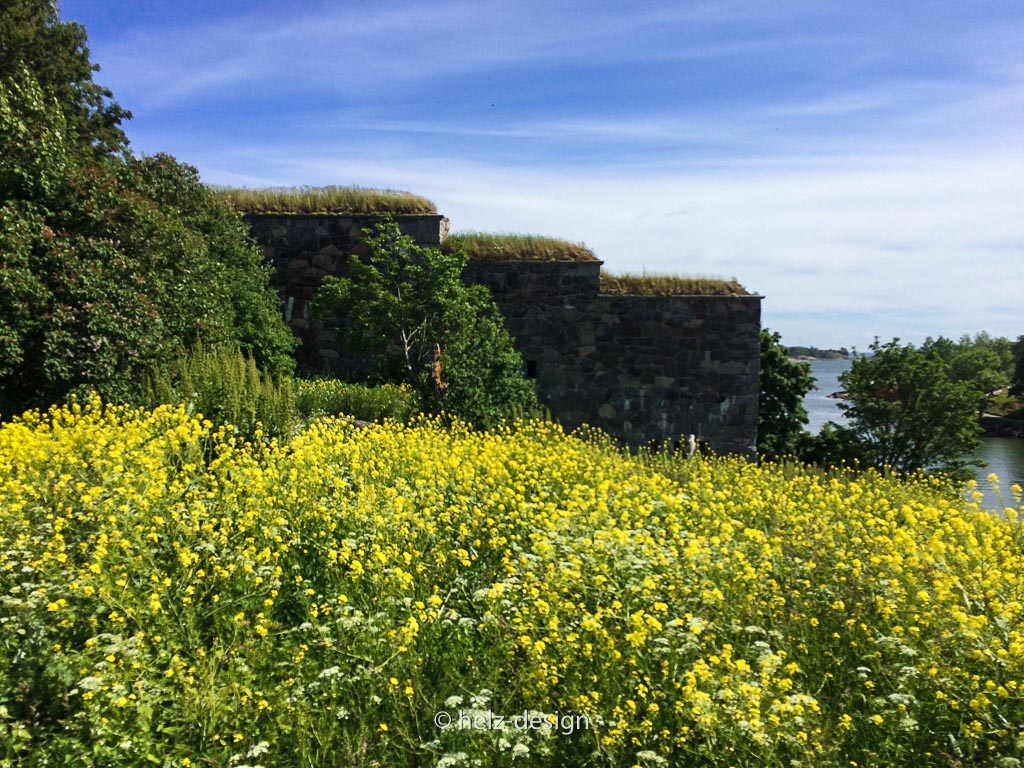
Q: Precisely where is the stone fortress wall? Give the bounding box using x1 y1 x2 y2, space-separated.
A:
244 213 761 455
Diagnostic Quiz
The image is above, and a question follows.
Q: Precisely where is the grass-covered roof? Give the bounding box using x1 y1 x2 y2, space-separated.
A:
600 271 749 296
213 185 437 215
443 232 597 262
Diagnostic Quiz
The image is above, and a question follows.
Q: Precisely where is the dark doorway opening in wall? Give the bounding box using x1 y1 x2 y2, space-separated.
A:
526 360 538 379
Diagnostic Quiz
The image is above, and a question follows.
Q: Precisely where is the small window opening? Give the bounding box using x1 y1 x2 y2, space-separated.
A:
526 360 538 379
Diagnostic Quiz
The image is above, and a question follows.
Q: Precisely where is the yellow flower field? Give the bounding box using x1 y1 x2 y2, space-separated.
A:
1 398 1022 766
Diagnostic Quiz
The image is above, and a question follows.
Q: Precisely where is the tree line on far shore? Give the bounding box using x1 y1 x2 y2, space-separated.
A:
760 331 1024 480
784 345 850 359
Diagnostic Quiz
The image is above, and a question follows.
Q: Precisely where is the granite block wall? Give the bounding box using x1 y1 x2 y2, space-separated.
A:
486 285 761 455
462 260 601 302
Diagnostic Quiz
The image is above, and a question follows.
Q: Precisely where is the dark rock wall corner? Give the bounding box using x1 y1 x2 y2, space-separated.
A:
473 265 761 455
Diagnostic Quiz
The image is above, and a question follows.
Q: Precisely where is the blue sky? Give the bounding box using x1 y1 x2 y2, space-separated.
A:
61 0 1023 349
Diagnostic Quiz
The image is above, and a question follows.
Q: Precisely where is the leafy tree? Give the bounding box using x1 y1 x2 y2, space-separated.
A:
0 0 130 157
0 9 294 413
832 338 983 477
437 295 539 428
921 333 1014 416
1009 335 1024 399
757 329 816 458
123 154 296 377
314 218 537 428
798 421 869 470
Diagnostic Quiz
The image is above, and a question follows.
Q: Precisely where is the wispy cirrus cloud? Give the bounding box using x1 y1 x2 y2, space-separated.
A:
86 0 866 104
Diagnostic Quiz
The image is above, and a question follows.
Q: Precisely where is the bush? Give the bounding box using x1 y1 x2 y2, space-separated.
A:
438 297 542 428
0 109 296 410
124 155 297 378
758 329 815 458
294 378 419 423
141 343 296 441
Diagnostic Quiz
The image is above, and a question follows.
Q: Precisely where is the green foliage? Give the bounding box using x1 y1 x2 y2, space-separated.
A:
920 332 1015 417
141 343 296 441
294 378 419 423
0 14 295 412
314 217 537 428
125 155 297 378
214 185 437 215
798 421 870 469
601 271 749 296
435 296 540 429
1010 334 1024 399
830 338 984 478
0 0 130 157
0 154 202 406
0 63 70 200
0 148 295 409
315 218 465 382
443 231 596 262
757 329 815 458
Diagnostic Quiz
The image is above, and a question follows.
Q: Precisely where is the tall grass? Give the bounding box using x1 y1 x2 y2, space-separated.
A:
213 185 437 215
140 343 296 440
444 231 597 261
600 270 749 296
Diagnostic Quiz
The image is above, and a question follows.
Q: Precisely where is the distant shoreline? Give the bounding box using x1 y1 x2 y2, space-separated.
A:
787 355 853 362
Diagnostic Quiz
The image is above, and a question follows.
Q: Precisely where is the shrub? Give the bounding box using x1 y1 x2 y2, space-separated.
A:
437 297 542 428
0 148 296 410
1 8 295 413
294 378 419 423
124 155 297 378
758 329 815 458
